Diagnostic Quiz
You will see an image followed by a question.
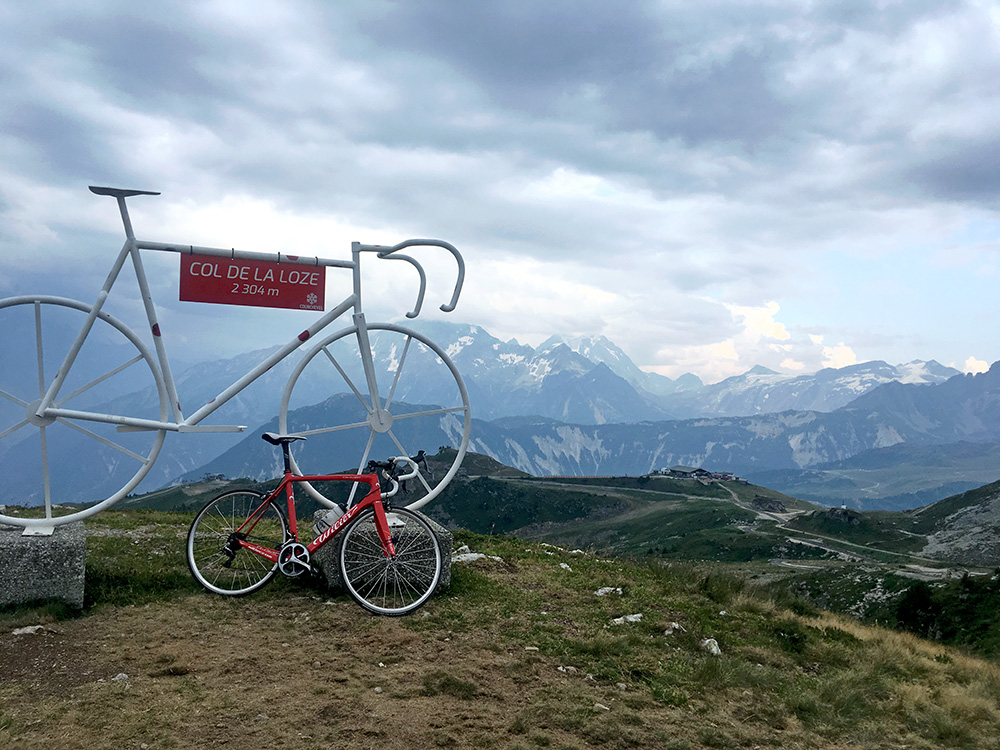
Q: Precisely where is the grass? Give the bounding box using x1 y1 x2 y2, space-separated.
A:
3 511 1000 748
510 496 827 563
783 508 927 553
421 532 1000 746
524 475 732 499
430 474 859 565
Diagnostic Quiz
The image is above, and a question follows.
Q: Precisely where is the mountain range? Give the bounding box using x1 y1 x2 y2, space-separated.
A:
413 322 961 423
167 323 998 510
2 319 994 511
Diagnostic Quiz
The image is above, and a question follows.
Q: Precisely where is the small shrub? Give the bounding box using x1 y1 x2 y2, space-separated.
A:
697 572 746 604
772 618 813 655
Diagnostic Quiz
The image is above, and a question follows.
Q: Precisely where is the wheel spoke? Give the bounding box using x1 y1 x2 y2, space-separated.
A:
0 418 30 440
294 420 370 437
383 334 414 410
54 354 144 407
56 417 151 463
34 302 45 397
385 430 444 498
39 425 52 518
394 567 426 600
322 345 373 414
346 431 375 508
391 404 468 420
0 388 27 408
412 468 433 495
386 430 413 466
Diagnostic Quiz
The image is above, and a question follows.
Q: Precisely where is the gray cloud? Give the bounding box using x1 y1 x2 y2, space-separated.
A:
1 0 998 381
907 136 1000 202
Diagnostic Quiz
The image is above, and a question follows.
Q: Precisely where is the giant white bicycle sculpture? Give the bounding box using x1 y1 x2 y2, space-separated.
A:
0 187 471 534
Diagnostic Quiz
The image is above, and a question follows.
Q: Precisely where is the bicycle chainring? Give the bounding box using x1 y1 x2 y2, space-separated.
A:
278 542 311 577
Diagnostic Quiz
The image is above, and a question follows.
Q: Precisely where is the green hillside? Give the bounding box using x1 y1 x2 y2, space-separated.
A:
107 451 976 572
429 471 845 564
782 507 927 554
908 478 1000 531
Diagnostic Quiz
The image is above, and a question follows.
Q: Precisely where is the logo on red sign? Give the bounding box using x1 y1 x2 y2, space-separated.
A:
179 255 325 311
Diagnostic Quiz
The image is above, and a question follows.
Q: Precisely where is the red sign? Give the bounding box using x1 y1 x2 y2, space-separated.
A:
179 255 325 311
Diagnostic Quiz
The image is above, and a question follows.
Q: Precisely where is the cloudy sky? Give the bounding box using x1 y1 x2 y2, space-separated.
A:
2 0 998 383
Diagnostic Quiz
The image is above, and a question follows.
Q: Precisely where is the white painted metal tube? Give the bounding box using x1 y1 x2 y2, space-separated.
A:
181 294 359 427
42 408 179 432
137 240 355 269
361 239 465 313
129 244 184 423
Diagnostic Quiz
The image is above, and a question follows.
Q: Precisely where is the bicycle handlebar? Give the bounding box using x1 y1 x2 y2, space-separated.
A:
381 253 427 318
366 450 427 480
366 452 427 501
356 240 465 317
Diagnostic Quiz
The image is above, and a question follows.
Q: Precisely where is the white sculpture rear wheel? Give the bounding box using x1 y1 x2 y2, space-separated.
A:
0 296 168 529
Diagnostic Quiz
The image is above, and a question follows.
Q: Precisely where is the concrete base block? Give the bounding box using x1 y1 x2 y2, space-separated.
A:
0 522 85 609
312 508 453 594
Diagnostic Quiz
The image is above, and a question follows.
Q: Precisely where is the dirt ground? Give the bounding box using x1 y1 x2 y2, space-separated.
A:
1 591 716 750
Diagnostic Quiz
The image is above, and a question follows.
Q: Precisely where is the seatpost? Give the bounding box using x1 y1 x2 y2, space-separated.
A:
281 442 293 474
117 196 136 240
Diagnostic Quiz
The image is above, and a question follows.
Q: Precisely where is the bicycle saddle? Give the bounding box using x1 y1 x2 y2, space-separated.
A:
89 186 161 198
262 432 307 446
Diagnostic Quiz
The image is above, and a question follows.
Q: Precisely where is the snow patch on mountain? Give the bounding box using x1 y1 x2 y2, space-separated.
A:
439 413 468 450
838 374 888 394
528 358 554 381
385 342 401 374
446 336 475 359
896 360 954 385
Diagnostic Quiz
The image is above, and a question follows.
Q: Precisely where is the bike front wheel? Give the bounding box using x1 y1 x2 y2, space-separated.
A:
279 322 471 512
339 507 442 616
187 490 288 596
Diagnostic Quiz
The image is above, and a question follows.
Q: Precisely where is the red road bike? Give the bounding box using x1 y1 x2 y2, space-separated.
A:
186 432 442 616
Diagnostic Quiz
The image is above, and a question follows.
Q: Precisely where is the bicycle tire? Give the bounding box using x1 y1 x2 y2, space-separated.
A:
187 490 288 596
339 506 442 616
278 322 470 513
0 296 168 529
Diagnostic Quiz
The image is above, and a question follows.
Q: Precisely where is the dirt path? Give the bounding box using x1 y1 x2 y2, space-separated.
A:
1 591 699 749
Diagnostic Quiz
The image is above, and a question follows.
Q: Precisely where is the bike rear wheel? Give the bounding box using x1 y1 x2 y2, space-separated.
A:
187 490 288 596
339 506 442 616
0 296 168 530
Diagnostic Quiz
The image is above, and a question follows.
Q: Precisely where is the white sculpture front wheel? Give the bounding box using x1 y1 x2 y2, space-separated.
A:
278 322 471 513
0 296 168 529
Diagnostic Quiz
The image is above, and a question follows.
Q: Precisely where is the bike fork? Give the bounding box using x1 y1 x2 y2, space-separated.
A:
373 501 397 557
